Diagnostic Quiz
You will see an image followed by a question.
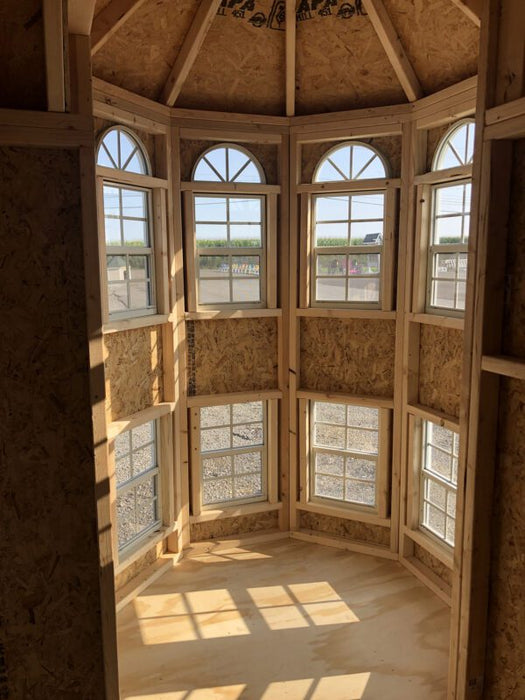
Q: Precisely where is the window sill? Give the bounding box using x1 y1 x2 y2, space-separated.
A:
185 308 282 320
115 522 177 575
191 501 282 524
403 526 454 569
103 313 170 334
410 312 464 330
297 500 390 527
297 308 396 320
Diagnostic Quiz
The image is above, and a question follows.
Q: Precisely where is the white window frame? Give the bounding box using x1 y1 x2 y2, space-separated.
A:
189 396 279 518
297 394 391 521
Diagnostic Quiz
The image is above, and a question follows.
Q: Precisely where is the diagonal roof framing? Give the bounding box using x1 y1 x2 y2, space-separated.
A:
286 0 296 117
449 0 482 27
91 0 149 55
163 0 223 107
362 0 423 103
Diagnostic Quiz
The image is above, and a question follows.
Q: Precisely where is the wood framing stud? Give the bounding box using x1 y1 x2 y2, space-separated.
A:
68 0 96 35
449 0 482 27
91 0 149 55
163 0 223 107
44 0 66 112
362 0 423 102
285 0 296 117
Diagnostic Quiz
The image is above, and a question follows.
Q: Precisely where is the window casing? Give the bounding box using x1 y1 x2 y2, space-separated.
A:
114 419 161 555
419 420 459 548
308 142 391 309
96 127 158 321
307 400 389 514
425 120 475 315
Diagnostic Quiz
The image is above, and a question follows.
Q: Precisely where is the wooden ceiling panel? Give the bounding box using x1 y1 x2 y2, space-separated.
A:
295 10 407 115
92 0 199 101
177 1 285 115
382 0 479 95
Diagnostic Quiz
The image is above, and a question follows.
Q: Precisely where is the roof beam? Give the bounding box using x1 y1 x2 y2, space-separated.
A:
449 0 482 27
285 0 296 117
163 0 222 107
91 0 148 55
362 0 423 103
68 0 96 35
44 0 66 111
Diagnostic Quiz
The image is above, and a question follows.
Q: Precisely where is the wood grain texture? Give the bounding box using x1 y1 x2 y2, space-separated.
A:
382 0 479 95
502 139 525 359
484 378 525 699
300 318 396 397
180 139 279 184
115 540 166 591
187 319 278 396
299 511 390 546
301 135 402 182
419 325 463 418
190 510 279 541
104 325 164 420
413 543 453 587
0 0 47 110
0 147 106 697
178 0 285 115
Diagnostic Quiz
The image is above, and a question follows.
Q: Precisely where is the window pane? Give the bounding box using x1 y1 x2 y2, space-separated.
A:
314 423 345 449
234 473 262 499
132 421 155 449
346 406 378 429
351 194 384 220
202 455 232 480
316 254 346 276
199 279 230 304
132 444 156 478
136 478 156 531
426 478 447 510
196 224 228 247
122 189 147 219
446 517 455 546
107 255 127 279
232 423 264 448
233 402 263 424
195 196 227 222
204 148 227 180
201 427 231 452
315 222 348 247
199 256 230 278
349 253 380 275
117 490 136 548
350 220 383 245
315 402 346 425
345 457 376 481
315 452 344 476
203 479 233 505
230 224 262 247
229 198 262 223
123 219 148 247
201 405 231 428
428 446 452 481
435 184 466 215
435 216 463 244
234 451 262 475
347 277 380 304
315 474 344 500
103 186 120 216
108 282 128 313
129 255 149 280
116 453 132 485
315 195 349 221
105 217 121 246
423 503 446 539
431 279 455 309
347 428 378 453
194 159 223 182
345 481 375 506
129 281 152 310
316 277 346 302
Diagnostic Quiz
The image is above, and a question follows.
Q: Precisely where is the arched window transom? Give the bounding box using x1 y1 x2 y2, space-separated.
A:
97 126 150 175
313 142 389 183
432 120 475 171
193 144 265 184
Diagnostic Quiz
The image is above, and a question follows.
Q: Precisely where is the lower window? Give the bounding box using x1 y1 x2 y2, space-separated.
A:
198 401 268 509
419 420 458 547
310 401 381 509
114 420 161 552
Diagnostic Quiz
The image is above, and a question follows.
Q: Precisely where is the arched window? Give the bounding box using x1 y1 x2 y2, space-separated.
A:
427 120 475 313
310 142 391 307
189 144 270 309
96 127 156 319
193 144 265 184
314 142 389 182
96 126 150 174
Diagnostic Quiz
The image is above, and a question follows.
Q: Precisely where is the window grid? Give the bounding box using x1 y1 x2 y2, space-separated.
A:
310 402 379 509
313 142 388 183
104 184 155 317
428 180 470 313
199 402 268 508
115 421 160 552
193 144 265 184
312 192 384 307
419 421 459 547
194 194 265 307
97 126 150 175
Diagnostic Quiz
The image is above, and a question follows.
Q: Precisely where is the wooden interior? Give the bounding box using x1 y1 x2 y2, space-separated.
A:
0 1 523 698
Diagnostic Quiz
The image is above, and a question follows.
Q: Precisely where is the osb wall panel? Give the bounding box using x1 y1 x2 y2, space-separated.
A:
190 510 279 542
413 543 452 588
115 540 166 591
301 135 403 183
0 148 106 696
296 11 406 115
300 318 396 397
419 325 462 418
383 0 479 95
104 326 164 421
187 319 278 395
180 139 279 185
93 0 198 101
484 378 525 699
502 139 525 358
178 2 285 115
299 511 390 547
0 0 46 110
94 117 158 175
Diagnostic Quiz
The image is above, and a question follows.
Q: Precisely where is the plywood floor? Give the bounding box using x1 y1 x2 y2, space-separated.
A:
117 539 450 699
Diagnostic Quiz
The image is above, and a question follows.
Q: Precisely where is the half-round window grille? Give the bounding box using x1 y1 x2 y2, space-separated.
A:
96 126 150 175
313 142 389 182
192 144 266 184
432 119 475 171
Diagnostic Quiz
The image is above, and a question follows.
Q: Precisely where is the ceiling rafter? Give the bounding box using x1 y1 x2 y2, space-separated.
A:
285 0 296 117
162 0 223 107
449 0 482 27
362 0 423 103
91 0 148 55
68 0 96 35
